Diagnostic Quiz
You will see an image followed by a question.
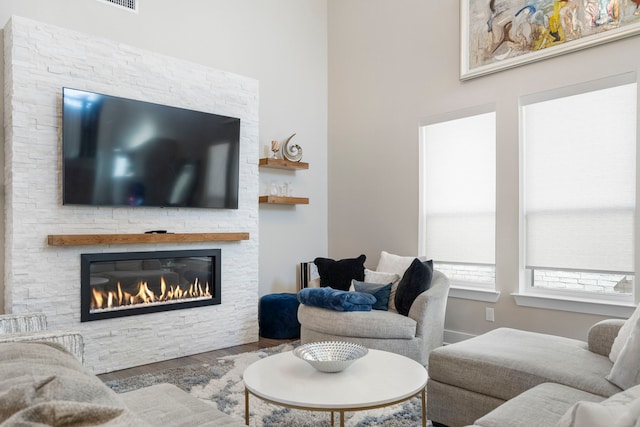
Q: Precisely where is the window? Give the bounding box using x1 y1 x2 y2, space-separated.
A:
419 108 497 295
521 74 637 304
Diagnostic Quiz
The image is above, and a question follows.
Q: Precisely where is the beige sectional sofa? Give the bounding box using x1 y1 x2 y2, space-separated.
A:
0 341 243 426
427 318 635 427
0 312 243 426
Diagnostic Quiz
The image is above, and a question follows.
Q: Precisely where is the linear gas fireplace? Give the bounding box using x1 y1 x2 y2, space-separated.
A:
81 249 221 322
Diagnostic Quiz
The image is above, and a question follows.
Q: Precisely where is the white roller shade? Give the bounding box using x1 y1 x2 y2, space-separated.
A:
523 81 637 273
421 112 496 264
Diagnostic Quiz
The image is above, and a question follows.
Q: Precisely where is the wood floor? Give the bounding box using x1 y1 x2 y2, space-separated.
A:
97 337 295 382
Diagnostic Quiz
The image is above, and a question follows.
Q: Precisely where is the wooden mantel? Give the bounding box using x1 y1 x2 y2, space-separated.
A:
47 232 250 246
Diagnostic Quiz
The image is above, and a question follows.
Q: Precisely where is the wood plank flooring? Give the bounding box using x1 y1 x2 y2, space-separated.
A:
97 337 295 382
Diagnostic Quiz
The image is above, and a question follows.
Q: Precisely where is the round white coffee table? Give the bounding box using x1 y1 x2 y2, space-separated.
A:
243 349 427 427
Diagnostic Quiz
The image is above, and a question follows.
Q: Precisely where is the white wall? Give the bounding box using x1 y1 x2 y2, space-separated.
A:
4 16 260 374
0 0 328 304
4 0 628 355
327 0 640 341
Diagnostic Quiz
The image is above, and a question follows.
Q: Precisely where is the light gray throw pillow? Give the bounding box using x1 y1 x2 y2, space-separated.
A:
364 268 400 312
610 304 640 362
556 384 640 427
607 310 640 390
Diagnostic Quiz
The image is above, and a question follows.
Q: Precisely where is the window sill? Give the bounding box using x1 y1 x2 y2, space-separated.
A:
449 286 500 302
512 293 635 317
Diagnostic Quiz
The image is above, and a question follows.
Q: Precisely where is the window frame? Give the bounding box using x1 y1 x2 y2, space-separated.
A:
516 73 639 314
419 104 500 302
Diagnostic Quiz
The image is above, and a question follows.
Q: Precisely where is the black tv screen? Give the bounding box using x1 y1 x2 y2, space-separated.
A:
62 88 240 209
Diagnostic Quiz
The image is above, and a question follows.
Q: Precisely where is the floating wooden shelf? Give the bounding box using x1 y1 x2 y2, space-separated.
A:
47 232 250 246
259 158 309 170
259 196 309 205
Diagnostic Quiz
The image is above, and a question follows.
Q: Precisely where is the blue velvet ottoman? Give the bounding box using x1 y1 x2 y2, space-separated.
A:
259 293 300 339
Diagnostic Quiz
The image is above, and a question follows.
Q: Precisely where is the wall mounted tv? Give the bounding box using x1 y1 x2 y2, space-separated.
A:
62 88 241 209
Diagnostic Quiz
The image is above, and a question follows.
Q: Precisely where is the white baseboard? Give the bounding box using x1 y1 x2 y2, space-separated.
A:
443 329 477 345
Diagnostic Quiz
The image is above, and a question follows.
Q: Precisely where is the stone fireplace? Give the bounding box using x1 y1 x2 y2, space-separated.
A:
3 17 259 374
81 249 221 322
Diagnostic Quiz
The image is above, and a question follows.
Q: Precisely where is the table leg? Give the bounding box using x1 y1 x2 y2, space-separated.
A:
330 411 334 427
340 411 345 427
421 388 426 427
244 388 249 425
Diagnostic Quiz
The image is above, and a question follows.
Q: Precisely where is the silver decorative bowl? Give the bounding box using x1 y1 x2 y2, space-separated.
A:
293 341 368 373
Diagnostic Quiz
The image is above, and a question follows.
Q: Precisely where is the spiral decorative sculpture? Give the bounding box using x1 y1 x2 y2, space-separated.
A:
282 133 303 162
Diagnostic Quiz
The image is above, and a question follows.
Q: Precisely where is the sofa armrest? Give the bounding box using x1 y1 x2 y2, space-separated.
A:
0 312 48 334
588 319 625 356
0 330 84 363
0 313 84 363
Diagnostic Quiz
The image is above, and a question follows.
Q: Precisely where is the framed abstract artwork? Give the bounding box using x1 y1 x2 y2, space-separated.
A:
461 0 640 79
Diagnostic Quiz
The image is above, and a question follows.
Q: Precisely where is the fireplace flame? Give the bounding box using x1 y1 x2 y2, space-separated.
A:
90 276 211 311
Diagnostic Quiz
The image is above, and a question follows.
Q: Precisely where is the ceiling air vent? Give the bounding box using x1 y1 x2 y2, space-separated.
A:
97 0 138 13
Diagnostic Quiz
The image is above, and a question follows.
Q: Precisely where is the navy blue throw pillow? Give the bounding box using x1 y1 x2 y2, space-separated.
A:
314 254 366 291
298 287 376 312
394 258 433 316
352 280 392 311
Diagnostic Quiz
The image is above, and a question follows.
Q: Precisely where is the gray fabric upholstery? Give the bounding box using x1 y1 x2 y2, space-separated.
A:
556 384 640 427
471 383 604 427
427 379 504 427
428 325 623 427
302 327 426 366
0 342 145 426
0 312 84 363
298 270 450 366
0 342 242 426
0 330 85 364
122 383 243 426
588 318 625 356
299 306 417 339
429 327 620 401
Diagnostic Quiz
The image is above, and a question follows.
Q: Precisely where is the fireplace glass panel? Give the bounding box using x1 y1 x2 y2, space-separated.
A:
81 249 221 322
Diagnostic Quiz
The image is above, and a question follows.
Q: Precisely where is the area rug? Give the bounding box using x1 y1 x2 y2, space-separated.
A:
104 342 430 426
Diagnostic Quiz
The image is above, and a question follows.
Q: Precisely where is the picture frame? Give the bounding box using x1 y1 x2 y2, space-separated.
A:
460 0 640 80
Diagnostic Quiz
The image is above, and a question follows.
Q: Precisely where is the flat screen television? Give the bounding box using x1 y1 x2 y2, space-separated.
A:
62 87 240 209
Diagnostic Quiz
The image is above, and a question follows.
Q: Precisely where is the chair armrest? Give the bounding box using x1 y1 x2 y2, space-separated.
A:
588 319 625 356
0 312 48 334
0 330 84 363
408 270 450 353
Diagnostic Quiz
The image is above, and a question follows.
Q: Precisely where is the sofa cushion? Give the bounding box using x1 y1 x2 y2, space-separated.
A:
363 269 400 311
297 304 418 339
473 383 604 427
298 287 376 312
376 251 416 274
0 342 145 426
2 399 142 426
607 310 640 390
351 280 392 311
314 254 366 291
121 383 243 427
610 304 640 362
557 384 640 427
394 258 433 316
429 328 621 402
375 251 419 312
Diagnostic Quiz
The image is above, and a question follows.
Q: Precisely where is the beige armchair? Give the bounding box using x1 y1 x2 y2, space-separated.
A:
297 270 450 366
